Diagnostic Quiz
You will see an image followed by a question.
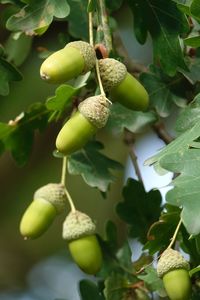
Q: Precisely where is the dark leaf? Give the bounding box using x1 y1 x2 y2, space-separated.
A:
79 280 104 300
116 178 162 244
0 57 22 96
67 0 88 40
141 65 187 118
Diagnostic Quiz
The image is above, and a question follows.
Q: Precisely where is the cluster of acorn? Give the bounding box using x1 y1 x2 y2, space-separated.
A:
19 40 192 298
20 183 102 274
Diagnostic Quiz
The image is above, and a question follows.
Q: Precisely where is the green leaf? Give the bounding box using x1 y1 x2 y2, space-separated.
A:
46 84 77 118
190 0 200 22
160 149 200 235
87 0 97 12
4 33 32 66
184 35 200 47
128 0 189 76
67 0 88 40
0 57 22 96
189 265 200 277
106 102 157 134
138 266 164 294
6 0 70 35
105 0 123 11
116 179 162 244
104 268 137 300
0 102 50 165
175 93 200 133
140 65 187 117
68 141 123 192
79 280 104 300
145 119 200 171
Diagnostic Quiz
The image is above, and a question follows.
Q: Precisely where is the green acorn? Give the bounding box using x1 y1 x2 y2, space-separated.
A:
62 210 103 275
157 248 191 300
20 183 67 239
40 41 96 83
98 58 149 111
56 94 110 155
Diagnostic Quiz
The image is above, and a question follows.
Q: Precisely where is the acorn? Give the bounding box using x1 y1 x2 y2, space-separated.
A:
20 183 67 239
157 248 191 300
98 58 149 111
62 210 103 275
56 94 110 155
40 41 96 83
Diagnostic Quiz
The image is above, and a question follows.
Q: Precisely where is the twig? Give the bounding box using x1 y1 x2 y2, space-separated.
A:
167 219 182 249
153 121 174 145
61 156 67 186
113 31 148 76
65 188 76 212
88 7 107 98
96 0 112 54
123 130 143 183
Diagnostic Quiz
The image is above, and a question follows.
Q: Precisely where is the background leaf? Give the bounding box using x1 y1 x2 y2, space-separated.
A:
6 0 70 35
128 0 189 76
0 56 22 96
79 280 104 300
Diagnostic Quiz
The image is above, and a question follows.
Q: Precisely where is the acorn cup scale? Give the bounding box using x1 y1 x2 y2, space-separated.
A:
62 210 103 275
56 95 110 155
20 183 67 239
157 248 192 300
98 58 149 111
40 41 96 84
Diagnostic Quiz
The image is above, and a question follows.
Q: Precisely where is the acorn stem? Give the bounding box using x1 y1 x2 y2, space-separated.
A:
167 219 182 249
61 156 67 186
88 6 107 98
88 11 94 46
65 188 76 212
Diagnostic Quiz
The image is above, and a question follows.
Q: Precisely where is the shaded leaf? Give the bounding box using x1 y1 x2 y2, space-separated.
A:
79 280 104 300
105 0 123 11
190 0 200 22
67 0 88 40
4 33 32 66
180 57 200 84
104 268 137 300
128 0 189 76
189 265 200 277
68 141 122 192
6 0 70 35
184 35 200 47
138 266 164 294
144 206 180 254
106 102 157 134
0 57 22 96
117 179 162 244
0 102 50 165
141 65 188 118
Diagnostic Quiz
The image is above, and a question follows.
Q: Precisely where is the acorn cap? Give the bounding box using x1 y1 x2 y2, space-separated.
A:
157 248 190 278
66 41 96 73
78 95 110 128
62 210 96 241
34 183 67 214
98 58 127 91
